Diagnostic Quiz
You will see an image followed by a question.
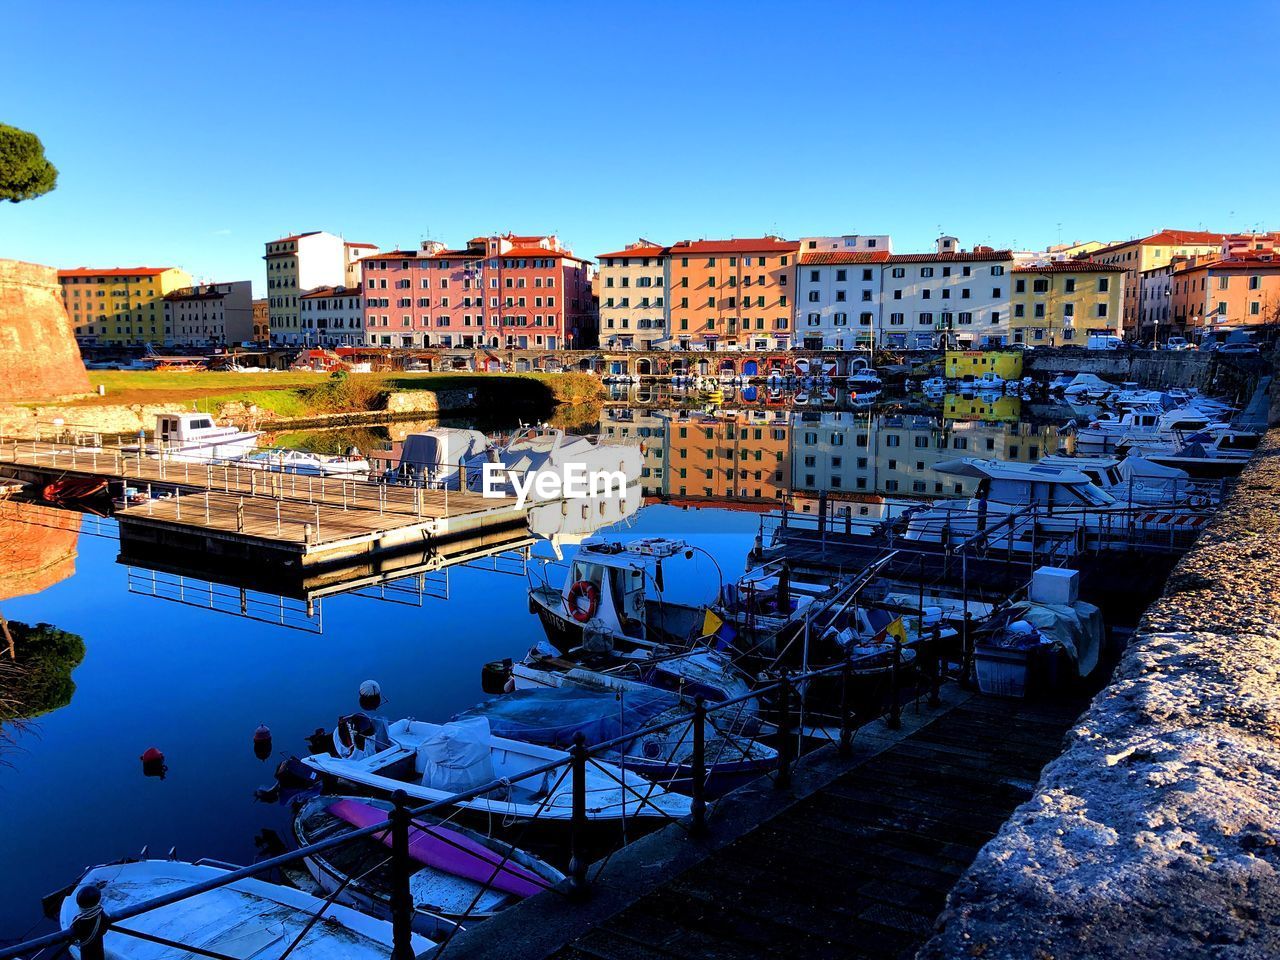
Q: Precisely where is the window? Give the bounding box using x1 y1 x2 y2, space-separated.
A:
1064 278 1076 293
1097 303 1110 318
1250 275 1261 290
921 267 934 278
1099 277 1110 292
891 267 905 279
991 265 1004 276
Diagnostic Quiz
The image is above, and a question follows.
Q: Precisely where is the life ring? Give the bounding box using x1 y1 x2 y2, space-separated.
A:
566 580 599 623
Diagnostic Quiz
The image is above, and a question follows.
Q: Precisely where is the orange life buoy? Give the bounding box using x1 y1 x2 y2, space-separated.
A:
566 580 599 623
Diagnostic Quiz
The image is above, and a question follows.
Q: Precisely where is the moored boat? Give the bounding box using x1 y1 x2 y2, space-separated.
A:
294 795 563 928
57 858 435 958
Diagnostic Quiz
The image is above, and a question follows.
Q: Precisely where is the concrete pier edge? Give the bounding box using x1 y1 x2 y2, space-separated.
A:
917 425 1280 959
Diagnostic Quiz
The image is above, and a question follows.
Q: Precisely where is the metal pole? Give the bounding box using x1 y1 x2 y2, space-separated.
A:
888 635 902 730
929 624 942 708
839 659 853 758
70 885 107 960
776 672 794 789
691 696 707 835
389 790 415 960
276 500 281 534
568 732 589 899
237 499 244 533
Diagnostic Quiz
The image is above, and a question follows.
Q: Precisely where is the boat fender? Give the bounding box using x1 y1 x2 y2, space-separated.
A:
140 746 167 779
253 723 273 761
566 580 600 623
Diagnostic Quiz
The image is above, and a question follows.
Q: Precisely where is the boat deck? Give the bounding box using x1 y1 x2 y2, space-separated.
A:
441 686 1088 960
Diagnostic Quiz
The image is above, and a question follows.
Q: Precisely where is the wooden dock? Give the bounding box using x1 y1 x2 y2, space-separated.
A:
0 437 528 567
442 687 1087 960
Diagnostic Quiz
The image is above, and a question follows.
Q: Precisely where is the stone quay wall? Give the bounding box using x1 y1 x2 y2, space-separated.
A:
0 259 90 402
918 427 1280 959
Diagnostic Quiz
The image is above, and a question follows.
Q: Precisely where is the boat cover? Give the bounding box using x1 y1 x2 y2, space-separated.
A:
457 687 677 748
415 717 496 793
1008 599 1103 678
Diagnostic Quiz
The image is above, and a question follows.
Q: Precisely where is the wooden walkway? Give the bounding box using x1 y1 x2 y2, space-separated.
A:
443 689 1087 960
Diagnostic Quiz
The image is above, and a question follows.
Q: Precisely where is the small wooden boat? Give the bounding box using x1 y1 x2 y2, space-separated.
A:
301 717 691 822
42 476 108 504
294 796 563 927
58 858 434 958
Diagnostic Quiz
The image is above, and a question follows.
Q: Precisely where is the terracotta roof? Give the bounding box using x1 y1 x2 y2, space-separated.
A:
670 237 799 255
799 251 891 265
1012 260 1126 273
1091 229 1227 256
885 250 1013 264
359 249 483 263
58 267 174 278
300 285 363 299
344 241 378 249
598 245 670 260
501 247 589 263
267 231 322 245
1174 256 1280 274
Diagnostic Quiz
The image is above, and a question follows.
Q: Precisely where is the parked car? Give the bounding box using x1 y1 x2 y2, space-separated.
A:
1164 336 1193 351
1219 342 1261 356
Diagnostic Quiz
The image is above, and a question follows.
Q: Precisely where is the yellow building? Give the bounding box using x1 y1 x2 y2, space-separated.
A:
1010 261 1126 345
595 240 669 350
1088 230 1225 333
944 349 1023 380
58 266 191 345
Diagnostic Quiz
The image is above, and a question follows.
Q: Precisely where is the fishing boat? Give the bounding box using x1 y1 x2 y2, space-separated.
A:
457 686 776 796
294 796 563 928
239 448 371 478
301 716 690 822
57 858 434 958
124 413 260 463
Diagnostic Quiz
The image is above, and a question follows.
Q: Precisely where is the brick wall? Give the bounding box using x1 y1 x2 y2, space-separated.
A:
0 259 90 401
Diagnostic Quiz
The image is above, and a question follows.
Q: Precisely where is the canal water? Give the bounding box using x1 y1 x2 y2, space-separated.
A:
0 396 1074 940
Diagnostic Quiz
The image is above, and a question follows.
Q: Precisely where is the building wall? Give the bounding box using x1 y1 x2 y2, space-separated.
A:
163 281 252 345
300 286 366 347
1 260 90 400
597 244 668 349
665 410 790 501
880 251 1012 349
598 408 669 496
1173 259 1280 331
251 299 270 343
59 266 191 345
265 231 351 345
362 248 487 349
667 239 799 349
795 253 887 348
1090 233 1225 332
1010 265 1125 344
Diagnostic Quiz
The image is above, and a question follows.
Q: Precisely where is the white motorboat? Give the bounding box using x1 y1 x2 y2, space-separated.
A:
1074 404 1231 451
900 457 1212 552
847 368 883 393
240 448 371 478
920 376 947 395
385 428 490 488
301 716 690 822
471 427 642 502
1060 373 1115 402
1038 453 1213 506
59 858 434 958
1127 429 1260 479
125 413 259 463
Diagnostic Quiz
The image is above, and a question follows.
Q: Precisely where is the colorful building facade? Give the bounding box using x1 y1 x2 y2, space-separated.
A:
665 410 790 501
58 266 192 345
667 237 798 350
596 240 669 350
360 234 595 350
299 285 366 347
1009 260 1125 344
1088 229 1227 335
795 249 890 349
264 231 376 345
1171 252 1280 333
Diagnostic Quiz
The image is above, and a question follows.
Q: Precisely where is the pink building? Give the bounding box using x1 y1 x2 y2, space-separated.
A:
360 233 596 349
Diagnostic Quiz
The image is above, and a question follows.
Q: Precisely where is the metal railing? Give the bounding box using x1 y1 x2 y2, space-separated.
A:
0 643 934 960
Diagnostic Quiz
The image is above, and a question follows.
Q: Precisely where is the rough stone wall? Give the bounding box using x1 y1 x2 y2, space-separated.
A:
0 260 90 402
918 430 1280 959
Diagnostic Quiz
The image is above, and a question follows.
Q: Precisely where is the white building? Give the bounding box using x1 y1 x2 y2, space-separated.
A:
797 235 893 255
299 286 366 347
264 231 377 345
596 240 669 350
880 237 1013 349
162 280 253 346
795 251 889 349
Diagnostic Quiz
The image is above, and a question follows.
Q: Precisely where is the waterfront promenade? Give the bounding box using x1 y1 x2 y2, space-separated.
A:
441 685 1089 960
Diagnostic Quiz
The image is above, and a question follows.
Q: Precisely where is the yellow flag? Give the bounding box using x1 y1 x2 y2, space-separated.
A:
886 617 907 644
702 608 724 638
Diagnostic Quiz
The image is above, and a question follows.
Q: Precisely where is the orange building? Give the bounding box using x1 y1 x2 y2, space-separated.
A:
667 237 799 350
1171 252 1280 333
1089 229 1227 335
665 410 790 502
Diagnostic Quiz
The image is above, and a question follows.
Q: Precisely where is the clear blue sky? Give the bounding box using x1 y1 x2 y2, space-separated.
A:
2 1 1277 297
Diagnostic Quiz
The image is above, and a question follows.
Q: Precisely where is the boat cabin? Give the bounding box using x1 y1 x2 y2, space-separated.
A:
156 413 219 444
935 458 1116 508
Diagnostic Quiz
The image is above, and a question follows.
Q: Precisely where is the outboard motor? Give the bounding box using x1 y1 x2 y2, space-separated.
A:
481 658 514 695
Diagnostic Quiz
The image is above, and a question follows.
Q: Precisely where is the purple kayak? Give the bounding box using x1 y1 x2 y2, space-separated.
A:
329 798 546 898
